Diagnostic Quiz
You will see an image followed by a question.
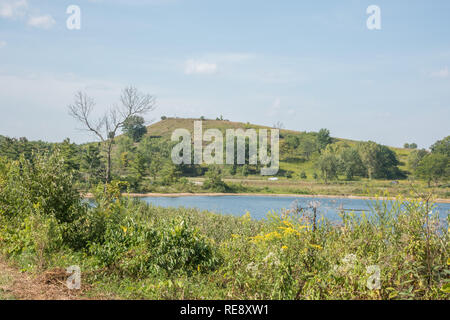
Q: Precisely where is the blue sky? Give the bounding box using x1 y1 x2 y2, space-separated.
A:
0 0 449 148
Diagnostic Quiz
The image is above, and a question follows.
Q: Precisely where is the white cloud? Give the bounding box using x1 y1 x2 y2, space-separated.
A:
0 0 55 29
430 67 449 79
27 14 55 29
0 0 27 19
0 40 6 48
184 59 217 75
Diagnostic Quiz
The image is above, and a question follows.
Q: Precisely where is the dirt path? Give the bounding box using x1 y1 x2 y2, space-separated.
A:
0 258 89 300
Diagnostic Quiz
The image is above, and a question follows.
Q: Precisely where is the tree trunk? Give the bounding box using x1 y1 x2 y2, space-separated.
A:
105 141 113 184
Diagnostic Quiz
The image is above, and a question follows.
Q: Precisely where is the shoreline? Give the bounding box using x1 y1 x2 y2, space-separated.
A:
82 192 450 204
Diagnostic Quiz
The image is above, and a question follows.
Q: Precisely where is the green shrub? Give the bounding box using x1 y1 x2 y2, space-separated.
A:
203 166 228 192
90 215 220 277
0 151 88 253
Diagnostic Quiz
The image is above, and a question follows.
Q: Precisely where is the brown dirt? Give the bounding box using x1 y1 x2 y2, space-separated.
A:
0 258 94 300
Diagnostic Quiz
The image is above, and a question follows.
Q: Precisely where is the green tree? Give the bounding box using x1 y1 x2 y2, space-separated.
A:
316 151 338 183
317 128 332 152
0 151 85 224
131 152 147 178
407 149 429 172
122 115 148 142
416 153 450 186
59 138 80 172
338 147 366 180
160 162 181 185
284 134 300 151
81 144 105 187
373 145 403 179
203 166 227 192
430 136 450 156
358 141 378 179
358 141 402 179
299 135 317 160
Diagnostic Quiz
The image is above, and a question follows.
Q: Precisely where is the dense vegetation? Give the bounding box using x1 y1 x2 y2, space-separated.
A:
0 151 448 299
1 118 449 197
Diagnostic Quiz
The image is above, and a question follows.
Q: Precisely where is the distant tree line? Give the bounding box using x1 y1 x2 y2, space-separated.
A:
1 125 447 192
316 141 404 183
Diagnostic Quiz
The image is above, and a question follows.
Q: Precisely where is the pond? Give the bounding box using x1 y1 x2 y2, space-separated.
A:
140 195 450 222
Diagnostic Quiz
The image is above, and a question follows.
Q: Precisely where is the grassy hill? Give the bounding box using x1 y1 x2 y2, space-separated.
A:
139 117 413 179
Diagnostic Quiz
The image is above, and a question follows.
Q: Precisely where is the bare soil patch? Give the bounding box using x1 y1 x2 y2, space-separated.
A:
0 258 94 300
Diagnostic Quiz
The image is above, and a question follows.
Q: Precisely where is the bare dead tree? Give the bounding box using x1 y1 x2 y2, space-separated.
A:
273 121 284 130
68 86 155 184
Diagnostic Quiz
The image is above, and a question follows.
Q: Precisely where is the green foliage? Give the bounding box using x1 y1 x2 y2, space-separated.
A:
122 115 147 142
0 136 52 161
0 151 85 224
89 203 220 277
317 128 332 152
358 141 403 179
159 163 181 186
203 166 228 192
299 135 317 160
416 153 450 186
430 136 450 157
0 151 89 258
81 143 105 188
316 149 339 183
404 143 417 149
338 147 366 180
1 155 448 299
408 149 429 172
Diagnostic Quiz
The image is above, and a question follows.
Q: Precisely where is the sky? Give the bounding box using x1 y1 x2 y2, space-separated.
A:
0 0 449 148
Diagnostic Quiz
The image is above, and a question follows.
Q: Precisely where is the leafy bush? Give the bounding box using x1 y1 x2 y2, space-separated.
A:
90 215 220 277
203 166 228 192
0 151 88 254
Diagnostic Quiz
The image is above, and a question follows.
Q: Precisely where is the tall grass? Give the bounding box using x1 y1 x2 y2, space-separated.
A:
0 153 448 299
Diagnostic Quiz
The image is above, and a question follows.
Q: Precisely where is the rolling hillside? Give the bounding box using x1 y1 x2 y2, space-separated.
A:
137 117 413 178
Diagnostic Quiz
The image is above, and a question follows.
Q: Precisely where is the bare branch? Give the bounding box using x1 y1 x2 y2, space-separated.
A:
119 86 156 121
68 92 105 142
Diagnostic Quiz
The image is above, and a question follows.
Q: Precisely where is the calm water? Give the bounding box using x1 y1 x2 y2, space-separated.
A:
140 195 450 222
